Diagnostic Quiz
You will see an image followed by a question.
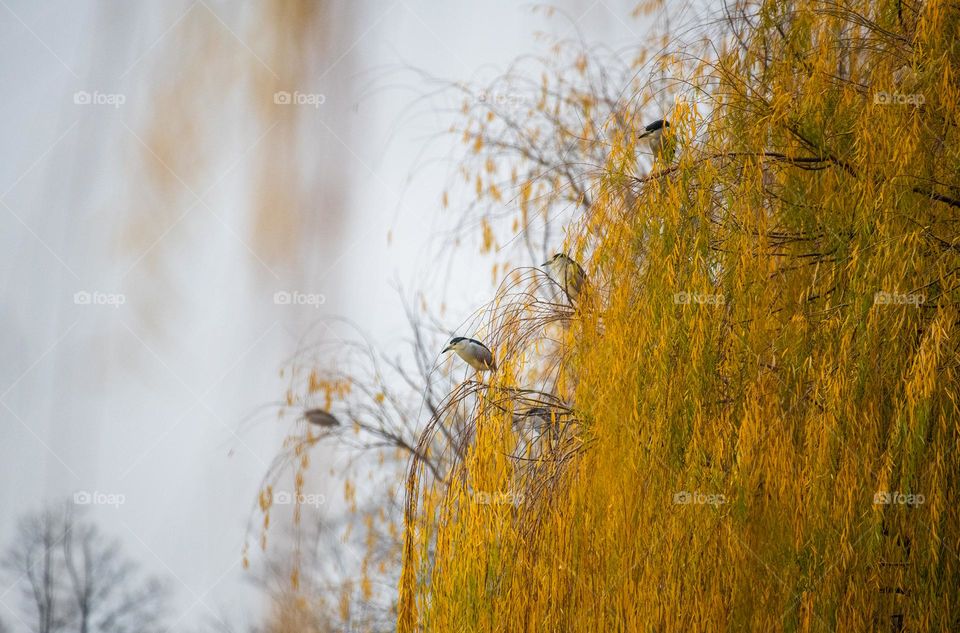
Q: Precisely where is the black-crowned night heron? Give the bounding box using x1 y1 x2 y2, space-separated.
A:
303 409 340 427
638 119 668 149
639 119 675 162
542 253 586 302
442 337 496 372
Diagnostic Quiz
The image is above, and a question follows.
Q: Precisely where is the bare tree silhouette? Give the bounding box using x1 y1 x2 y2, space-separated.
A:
1 504 170 633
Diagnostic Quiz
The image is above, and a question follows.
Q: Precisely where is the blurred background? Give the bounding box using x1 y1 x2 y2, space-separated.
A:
0 1 650 630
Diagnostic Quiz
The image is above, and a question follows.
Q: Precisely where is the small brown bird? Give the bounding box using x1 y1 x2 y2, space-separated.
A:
303 409 340 428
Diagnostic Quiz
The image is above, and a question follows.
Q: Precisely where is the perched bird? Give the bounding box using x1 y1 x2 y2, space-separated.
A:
639 119 676 163
303 408 340 428
638 119 669 150
442 337 496 372
542 253 587 302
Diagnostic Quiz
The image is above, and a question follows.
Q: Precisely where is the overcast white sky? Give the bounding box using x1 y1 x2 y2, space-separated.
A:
0 1 649 629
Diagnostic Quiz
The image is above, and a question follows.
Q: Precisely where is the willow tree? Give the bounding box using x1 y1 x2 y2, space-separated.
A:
396 0 960 631
250 6 670 631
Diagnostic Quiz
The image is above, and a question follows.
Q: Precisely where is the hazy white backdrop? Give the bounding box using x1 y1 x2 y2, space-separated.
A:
0 1 648 628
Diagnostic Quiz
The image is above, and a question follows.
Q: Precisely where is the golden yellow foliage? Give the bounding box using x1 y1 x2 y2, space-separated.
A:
397 1 960 631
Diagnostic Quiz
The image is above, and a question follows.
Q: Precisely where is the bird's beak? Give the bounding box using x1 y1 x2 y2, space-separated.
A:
541 260 550 267
442 346 452 354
